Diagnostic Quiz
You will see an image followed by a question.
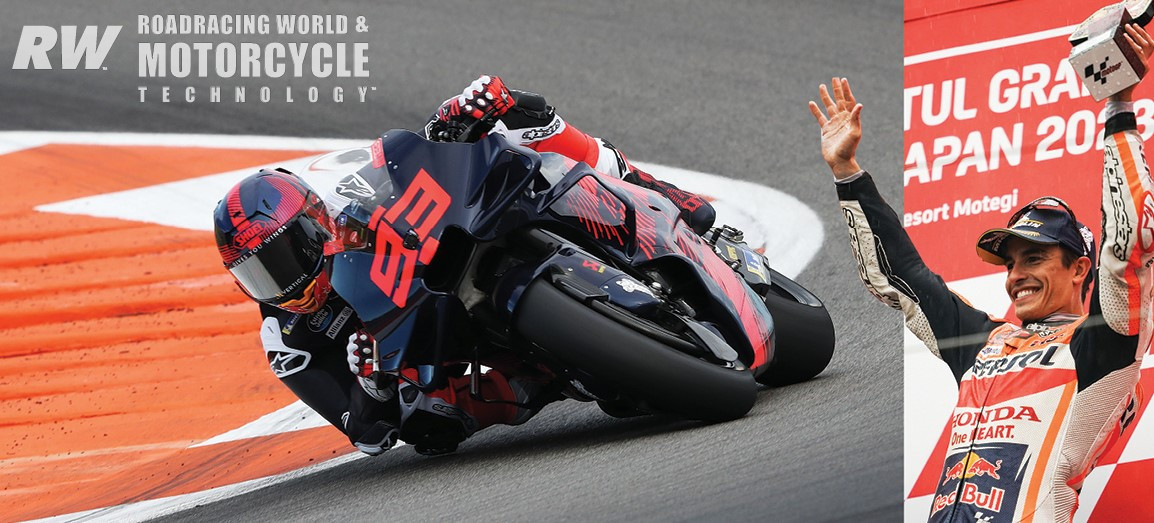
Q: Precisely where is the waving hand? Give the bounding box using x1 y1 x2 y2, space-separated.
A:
808 77 863 180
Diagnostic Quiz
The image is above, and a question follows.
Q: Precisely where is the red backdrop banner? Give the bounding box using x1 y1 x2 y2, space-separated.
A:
905 2 1154 521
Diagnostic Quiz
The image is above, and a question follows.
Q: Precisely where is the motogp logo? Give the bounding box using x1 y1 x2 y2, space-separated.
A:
1084 57 1122 85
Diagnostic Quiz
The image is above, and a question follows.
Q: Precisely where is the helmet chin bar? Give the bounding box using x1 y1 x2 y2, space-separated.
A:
274 270 332 314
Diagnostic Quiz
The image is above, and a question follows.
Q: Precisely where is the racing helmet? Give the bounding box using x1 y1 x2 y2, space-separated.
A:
214 169 333 313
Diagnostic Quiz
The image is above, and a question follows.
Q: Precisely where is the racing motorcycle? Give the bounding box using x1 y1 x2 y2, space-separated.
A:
325 129 835 422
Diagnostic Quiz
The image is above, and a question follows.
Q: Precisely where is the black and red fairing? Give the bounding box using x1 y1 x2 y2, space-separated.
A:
328 129 772 376
544 171 774 370
327 131 543 341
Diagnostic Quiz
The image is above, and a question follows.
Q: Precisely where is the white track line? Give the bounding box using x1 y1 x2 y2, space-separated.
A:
904 25 1077 66
0 131 367 156
34 452 372 523
190 401 328 448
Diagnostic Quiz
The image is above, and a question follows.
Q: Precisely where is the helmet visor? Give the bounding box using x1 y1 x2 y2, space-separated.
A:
227 214 329 302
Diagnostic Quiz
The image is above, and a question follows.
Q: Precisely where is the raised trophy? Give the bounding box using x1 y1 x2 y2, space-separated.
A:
1069 0 1154 101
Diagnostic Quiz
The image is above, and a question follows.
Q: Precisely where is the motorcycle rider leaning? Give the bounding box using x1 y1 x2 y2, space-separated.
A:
808 24 1154 522
214 75 716 456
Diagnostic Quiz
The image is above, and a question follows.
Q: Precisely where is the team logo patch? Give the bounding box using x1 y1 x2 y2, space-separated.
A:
335 173 374 198
970 344 1060 378
265 346 311 378
325 306 354 339
941 451 1002 485
977 343 1003 357
282 313 300 335
931 443 1026 522
429 402 477 433
615 278 655 297
308 305 334 332
521 117 563 141
1011 212 1043 229
743 250 767 281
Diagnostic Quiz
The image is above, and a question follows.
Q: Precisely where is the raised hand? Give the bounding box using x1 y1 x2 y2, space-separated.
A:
808 77 863 180
1115 24 1154 102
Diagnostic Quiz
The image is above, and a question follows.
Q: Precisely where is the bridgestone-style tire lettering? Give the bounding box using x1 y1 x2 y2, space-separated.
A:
514 280 757 422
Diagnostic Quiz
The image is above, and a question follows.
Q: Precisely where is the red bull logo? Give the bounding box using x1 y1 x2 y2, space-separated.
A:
942 460 966 484
931 484 1007 516
942 452 1003 485
968 457 1001 480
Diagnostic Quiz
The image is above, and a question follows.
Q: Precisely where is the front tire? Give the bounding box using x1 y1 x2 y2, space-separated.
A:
514 280 757 422
757 284 836 387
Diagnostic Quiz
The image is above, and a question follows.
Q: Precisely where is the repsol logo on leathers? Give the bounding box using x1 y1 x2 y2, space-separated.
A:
971 344 1060 378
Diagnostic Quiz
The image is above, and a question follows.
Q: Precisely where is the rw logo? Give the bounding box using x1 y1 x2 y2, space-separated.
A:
12 26 122 70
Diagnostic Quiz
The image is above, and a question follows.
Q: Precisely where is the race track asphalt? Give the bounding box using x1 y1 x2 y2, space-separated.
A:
0 0 906 520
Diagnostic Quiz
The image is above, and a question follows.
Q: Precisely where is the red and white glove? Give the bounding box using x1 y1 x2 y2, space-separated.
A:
346 330 374 378
453 75 515 120
426 75 515 142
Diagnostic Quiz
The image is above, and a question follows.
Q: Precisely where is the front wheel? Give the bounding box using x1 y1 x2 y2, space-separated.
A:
756 276 836 387
514 280 757 422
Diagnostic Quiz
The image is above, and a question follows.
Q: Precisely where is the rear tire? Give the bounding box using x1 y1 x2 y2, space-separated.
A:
515 280 757 422
757 286 836 387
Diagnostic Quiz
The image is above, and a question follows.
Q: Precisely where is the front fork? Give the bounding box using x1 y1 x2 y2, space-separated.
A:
705 225 772 298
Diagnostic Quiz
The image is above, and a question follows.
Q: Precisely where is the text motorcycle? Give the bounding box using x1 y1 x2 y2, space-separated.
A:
327 129 836 422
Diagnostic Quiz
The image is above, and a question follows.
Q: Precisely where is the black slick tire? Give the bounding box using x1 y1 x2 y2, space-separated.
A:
757 290 835 387
515 280 756 422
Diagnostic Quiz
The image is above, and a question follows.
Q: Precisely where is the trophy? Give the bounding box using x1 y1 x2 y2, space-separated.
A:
1069 0 1154 101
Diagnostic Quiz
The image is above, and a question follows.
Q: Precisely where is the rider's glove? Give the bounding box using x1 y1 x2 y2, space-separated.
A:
342 411 399 456
455 75 515 119
425 75 515 142
346 330 374 378
348 330 398 403
343 375 400 456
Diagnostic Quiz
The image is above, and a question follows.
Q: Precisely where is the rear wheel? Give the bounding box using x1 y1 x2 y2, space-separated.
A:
515 280 757 422
757 276 836 387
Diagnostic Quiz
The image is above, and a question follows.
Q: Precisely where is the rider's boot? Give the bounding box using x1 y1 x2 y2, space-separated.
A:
397 380 471 456
398 369 556 456
624 167 716 235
